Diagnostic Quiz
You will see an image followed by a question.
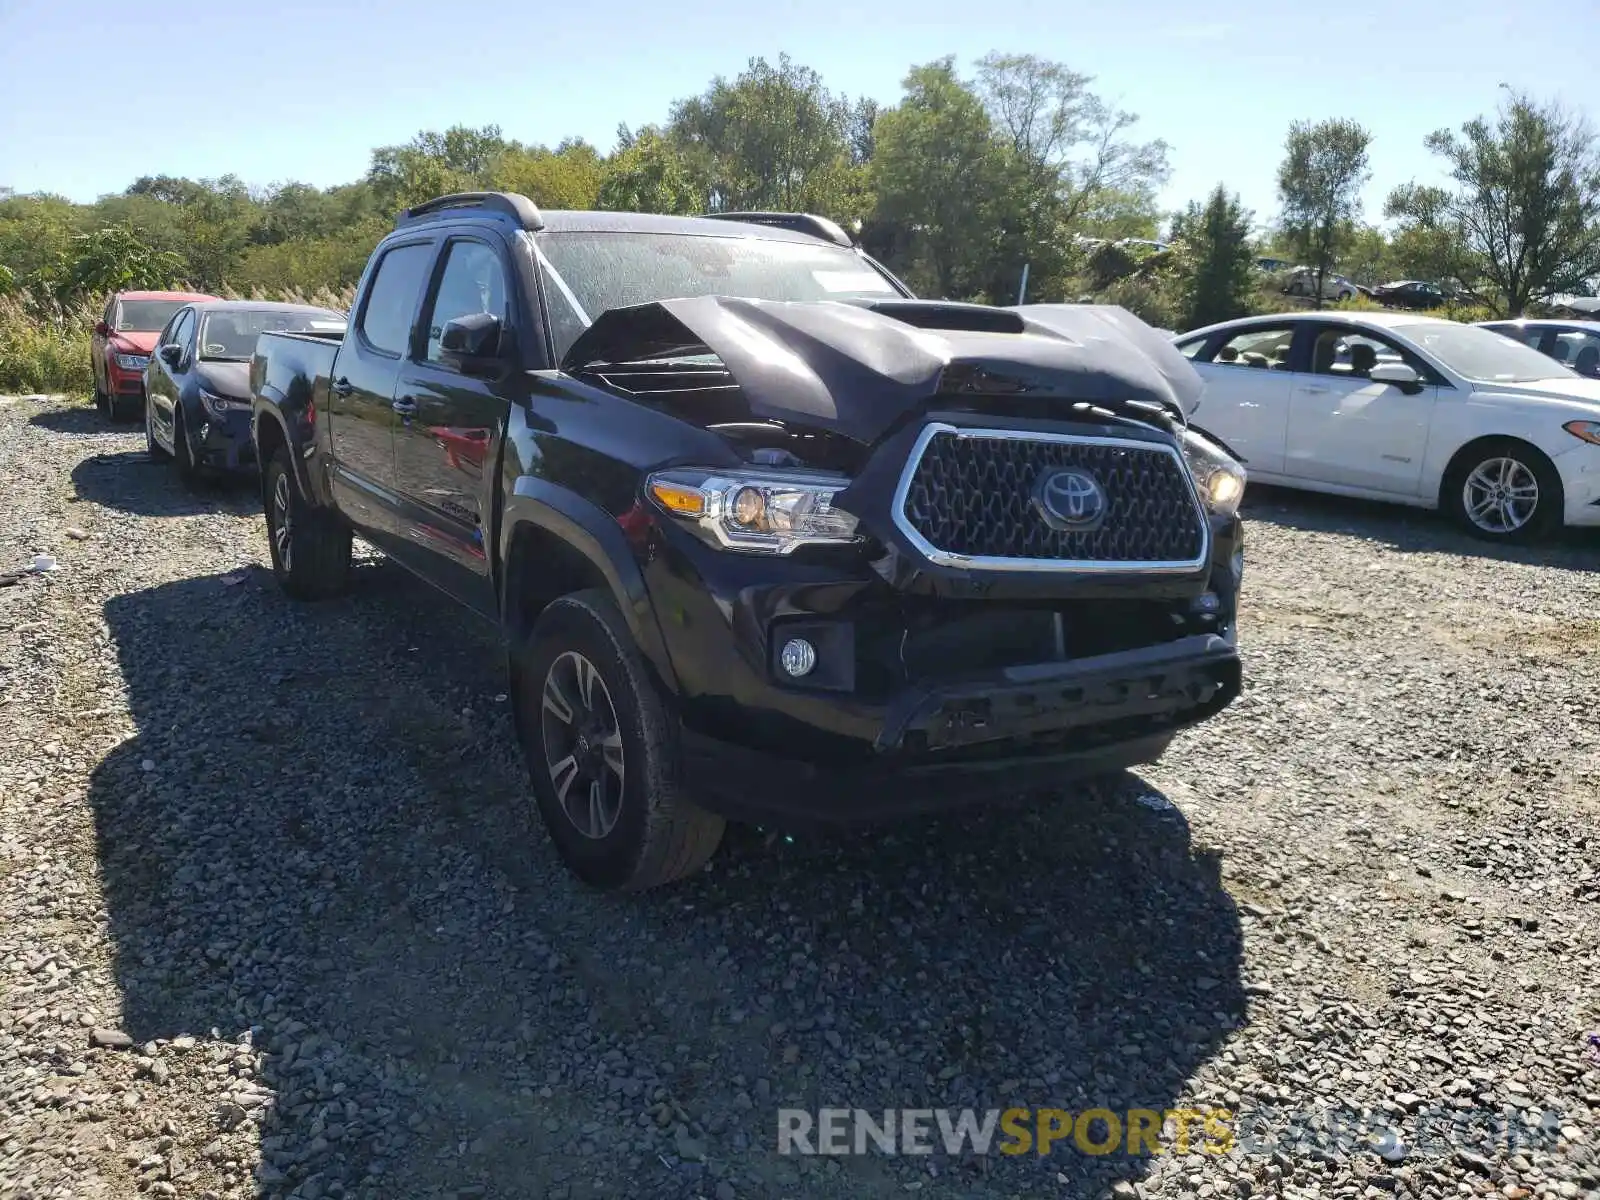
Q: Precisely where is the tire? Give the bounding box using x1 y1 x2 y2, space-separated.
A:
145 400 169 460
171 406 200 487
1443 438 1563 543
93 374 110 420
263 447 351 600
512 589 724 891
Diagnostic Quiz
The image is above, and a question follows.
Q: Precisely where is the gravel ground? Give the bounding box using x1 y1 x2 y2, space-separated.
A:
1 392 1597 1200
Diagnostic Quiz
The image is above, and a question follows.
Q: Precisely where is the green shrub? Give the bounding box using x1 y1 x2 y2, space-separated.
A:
0 294 94 395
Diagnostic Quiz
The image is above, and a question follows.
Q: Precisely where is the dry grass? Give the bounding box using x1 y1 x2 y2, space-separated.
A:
0 285 355 397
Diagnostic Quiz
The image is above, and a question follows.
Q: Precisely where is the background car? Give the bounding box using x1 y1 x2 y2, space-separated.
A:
1371 280 1448 310
91 289 218 421
1175 311 1600 541
1283 269 1361 302
1477 318 1600 378
143 300 345 484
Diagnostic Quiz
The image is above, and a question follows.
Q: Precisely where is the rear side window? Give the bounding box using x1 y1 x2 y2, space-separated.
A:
359 243 434 355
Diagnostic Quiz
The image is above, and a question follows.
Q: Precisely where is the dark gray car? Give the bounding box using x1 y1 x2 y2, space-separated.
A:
143 300 346 484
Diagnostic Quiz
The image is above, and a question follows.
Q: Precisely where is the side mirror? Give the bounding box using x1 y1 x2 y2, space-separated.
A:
1370 361 1421 391
95 321 110 337
159 344 182 367
440 312 506 377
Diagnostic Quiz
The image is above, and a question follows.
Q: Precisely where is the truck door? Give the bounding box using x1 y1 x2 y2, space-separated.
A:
388 234 513 617
326 238 436 543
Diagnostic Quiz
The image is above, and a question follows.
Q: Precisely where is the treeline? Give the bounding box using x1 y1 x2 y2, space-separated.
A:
3 53 1599 393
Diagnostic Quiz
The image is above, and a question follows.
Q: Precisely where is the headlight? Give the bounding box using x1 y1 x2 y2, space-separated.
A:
1563 420 1600 446
200 389 248 417
1179 428 1247 517
115 354 147 370
646 467 861 554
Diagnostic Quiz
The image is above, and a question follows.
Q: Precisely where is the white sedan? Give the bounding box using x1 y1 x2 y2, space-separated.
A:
1174 311 1600 541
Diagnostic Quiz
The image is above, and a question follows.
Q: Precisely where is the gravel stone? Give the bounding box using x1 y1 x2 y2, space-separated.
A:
1 396 1597 1200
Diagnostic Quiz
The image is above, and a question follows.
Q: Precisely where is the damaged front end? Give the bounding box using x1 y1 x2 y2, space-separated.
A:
562 295 1246 821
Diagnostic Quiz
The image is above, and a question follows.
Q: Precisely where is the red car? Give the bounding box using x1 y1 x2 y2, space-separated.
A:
91 289 219 421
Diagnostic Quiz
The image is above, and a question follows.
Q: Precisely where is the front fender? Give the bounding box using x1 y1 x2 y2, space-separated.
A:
499 476 681 695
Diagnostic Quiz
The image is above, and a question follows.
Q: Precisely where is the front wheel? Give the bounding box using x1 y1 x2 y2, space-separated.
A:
171 406 200 487
513 589 724 891
263 447 351 600
145 400 169 460
1444 440 1562 543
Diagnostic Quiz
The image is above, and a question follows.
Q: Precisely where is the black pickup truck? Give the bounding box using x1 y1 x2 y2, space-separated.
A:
250 191 1247 891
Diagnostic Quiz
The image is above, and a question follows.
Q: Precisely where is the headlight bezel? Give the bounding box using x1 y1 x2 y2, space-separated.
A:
114 353 148 371
1563 419 1600 446
645 467 862 556
199 389 248 418
1178 427 1247 517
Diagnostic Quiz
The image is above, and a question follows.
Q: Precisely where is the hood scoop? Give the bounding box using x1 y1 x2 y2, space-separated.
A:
562 296 1203 445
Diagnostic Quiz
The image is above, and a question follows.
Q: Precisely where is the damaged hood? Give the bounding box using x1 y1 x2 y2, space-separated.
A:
561 296 1204 445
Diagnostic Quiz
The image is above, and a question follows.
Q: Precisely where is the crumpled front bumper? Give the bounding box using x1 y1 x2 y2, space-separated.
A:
193 409 257 472
676 633 1240 825
877 633 1239 754
642 498 1244 823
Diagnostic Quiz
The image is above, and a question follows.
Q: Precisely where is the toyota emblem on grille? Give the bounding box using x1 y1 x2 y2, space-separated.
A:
1032 468 1107 532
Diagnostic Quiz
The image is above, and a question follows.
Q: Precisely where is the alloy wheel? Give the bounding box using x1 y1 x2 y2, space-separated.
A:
271 470 294 573
1462 456 1539 534
540 650 625 840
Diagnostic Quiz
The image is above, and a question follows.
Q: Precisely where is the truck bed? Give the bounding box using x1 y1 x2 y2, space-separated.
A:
251 328 343 411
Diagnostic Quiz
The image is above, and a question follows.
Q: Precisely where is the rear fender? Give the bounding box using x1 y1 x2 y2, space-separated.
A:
252 380 335 509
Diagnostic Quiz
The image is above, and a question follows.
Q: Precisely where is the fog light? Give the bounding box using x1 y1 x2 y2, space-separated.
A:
779 638 816 678
1190 591 1220 614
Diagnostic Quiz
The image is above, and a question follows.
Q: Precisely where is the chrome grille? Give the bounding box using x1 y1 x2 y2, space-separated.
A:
893 424 1209 572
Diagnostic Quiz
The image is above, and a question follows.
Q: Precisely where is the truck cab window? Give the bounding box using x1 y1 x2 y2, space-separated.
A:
359 242 434 356
423 241 508 364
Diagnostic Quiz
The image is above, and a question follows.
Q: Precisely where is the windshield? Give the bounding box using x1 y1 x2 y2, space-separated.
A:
1396 322 1577 384
116 300 185 332
199 308 346 361
532 231 902 359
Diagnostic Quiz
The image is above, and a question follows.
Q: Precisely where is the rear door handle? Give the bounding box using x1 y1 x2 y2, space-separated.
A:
392 396 418 416
331 377 354 397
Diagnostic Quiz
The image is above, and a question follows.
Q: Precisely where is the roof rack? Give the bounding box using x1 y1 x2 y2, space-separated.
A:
395 191 545 231
701 211 854 248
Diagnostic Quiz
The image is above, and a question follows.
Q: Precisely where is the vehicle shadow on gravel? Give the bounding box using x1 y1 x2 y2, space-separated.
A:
70 450 260 518
1244 484 1600 570
27 404 111 435
89 564 1245 1200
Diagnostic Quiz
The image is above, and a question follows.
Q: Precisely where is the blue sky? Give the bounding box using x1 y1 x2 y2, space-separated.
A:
2 0 1595 232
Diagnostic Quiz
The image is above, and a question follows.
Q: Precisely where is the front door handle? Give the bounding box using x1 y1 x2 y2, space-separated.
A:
392 396 418 416
331 377 354 397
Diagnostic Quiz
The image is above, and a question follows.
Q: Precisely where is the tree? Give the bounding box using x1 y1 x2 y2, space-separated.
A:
1338 224 1393 288
49 225 185 301
1171 185 1255 329
367 125 509 211
972 53 1170 233
666 54 858 215
1386 91 1600 316
490 141 605 210
597 129 700 215
871 58 1009 299
1276 118 1372 307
